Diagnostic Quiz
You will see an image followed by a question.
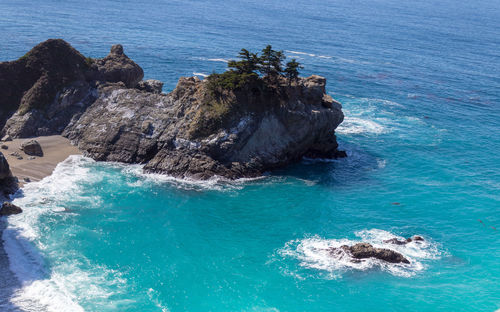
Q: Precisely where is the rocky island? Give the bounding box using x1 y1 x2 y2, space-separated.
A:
0 39 345 187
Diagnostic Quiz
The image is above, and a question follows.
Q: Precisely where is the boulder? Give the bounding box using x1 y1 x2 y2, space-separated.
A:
0 202 22 216
21 139 43 156
136 79 164 94
331 243 410 264
94 44 144 88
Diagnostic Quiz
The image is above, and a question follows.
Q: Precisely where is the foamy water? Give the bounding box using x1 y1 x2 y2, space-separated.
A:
279 229 440 278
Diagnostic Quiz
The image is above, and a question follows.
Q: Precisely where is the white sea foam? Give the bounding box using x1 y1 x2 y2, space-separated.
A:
193 72 208 78
2 156 125 312
336 116 386 135
279 229 440 278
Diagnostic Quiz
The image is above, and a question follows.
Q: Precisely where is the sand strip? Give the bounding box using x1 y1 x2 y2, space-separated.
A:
1 135 81 185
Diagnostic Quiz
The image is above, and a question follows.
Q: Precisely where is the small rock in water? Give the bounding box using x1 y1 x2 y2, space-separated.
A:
21 139 43 156
0 202 22 216
23 177 31 182
384 235 425 245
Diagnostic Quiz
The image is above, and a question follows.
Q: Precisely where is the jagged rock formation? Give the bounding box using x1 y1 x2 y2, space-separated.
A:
0 202 22 216
329 243 410 264
0 40 345 180
0 152 18 195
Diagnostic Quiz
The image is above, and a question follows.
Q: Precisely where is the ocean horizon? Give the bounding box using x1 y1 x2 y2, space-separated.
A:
1 0 499 311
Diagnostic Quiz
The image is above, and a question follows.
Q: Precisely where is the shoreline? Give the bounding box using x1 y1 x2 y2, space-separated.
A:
0 135 81 310
2 135 81 186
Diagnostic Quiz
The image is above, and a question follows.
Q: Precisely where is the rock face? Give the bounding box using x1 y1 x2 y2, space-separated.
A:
63 74 345 179
93 44 144 88
330 243 410 264
1 40 346 180
0 152 18 195
21 139 43 156
136 79 163 94
0 202 22 216
0 40 142 138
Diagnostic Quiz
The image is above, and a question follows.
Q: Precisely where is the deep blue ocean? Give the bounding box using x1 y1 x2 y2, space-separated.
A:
1 0 500 311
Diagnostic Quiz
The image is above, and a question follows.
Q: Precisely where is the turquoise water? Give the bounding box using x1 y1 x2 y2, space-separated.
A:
1 0 500 311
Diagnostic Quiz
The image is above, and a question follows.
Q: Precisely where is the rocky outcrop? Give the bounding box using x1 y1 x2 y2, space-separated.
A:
330 243 410 264
63 74 344 179
1 40 346 180
0 152 18 195
0 202 22 216
93 44 144 88
21 139 43 156
136 79 163 94
0 40 142 138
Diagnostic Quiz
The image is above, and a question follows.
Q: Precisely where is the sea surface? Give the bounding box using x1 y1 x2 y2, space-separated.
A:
1 0 500 311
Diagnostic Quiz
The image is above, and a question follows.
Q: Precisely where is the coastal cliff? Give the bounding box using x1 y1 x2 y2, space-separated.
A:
0 39 345 180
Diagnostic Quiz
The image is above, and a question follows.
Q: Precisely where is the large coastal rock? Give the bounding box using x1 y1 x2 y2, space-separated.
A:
330 243 410 264
1 40 345 180
0 202 22 216
63 75 344 179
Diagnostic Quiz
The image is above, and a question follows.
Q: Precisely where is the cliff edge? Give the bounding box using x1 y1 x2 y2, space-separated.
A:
0 40 345 180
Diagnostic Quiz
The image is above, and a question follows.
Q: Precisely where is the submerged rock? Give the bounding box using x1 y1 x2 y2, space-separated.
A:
330 242 410 264
384 236 425 245
21 139 43 156
0 202 22 216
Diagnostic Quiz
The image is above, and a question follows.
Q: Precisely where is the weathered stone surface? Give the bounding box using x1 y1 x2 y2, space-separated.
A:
1 40 346 180
0 202 22 216
1 135 12 142
330 243 410 264
0 152 18 195
64 73 345 179
21 139 43 156
94 44 144 88
136 79 163 94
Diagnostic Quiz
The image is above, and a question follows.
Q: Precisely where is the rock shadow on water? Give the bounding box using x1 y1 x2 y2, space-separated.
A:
270 140 383 188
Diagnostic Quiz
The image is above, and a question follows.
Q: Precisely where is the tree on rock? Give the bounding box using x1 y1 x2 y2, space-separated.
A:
284 58 303 84
259 45 285 81
228 49 260 74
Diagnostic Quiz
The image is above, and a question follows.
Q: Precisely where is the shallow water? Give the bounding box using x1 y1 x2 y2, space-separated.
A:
1 0 500 311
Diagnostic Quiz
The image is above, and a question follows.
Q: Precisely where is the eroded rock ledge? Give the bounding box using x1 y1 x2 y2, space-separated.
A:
0 39 345 180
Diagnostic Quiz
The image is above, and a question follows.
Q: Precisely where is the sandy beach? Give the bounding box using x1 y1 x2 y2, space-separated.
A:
2 135 81 185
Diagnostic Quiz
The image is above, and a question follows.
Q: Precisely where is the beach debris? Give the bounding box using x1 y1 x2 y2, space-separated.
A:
9 151 23 160
21 139 43 157
1 135 12 142
329 242 410 264
27 156 36 160
384 235 424 245
0 202 22 216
